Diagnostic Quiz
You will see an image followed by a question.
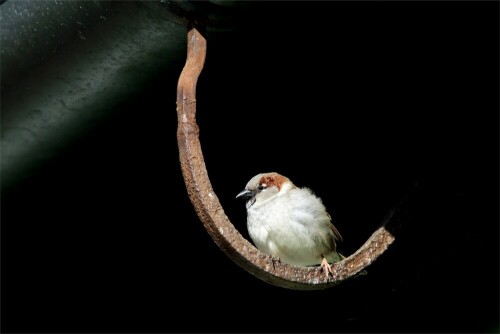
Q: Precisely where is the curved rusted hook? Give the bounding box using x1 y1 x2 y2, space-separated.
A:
176 26 397 290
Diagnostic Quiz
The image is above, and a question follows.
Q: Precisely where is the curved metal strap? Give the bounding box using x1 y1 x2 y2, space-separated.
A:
176 26 396 290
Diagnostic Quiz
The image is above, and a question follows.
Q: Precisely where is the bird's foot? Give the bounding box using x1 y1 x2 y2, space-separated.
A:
320 257 333 279
269 255 281 270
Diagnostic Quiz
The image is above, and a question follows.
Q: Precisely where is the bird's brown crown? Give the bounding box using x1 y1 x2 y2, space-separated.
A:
258 173 290 191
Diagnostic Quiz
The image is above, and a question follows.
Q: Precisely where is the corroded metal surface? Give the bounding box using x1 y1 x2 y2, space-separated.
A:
176 27 396 290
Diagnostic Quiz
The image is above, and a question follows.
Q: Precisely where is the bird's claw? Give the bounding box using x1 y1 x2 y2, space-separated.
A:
320 257 333 279
270 255 281 270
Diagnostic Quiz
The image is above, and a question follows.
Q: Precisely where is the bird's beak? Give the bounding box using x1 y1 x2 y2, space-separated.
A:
236 189 253 199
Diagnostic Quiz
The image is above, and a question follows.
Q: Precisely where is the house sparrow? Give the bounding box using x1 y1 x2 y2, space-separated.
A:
236 172 344 277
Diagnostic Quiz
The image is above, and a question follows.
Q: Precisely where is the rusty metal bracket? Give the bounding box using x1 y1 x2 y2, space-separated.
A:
176 26 398 290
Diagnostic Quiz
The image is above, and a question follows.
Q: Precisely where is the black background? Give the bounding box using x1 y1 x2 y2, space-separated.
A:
2 2 499 333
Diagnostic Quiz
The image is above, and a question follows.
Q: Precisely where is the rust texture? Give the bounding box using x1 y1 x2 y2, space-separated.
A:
176 26 397 290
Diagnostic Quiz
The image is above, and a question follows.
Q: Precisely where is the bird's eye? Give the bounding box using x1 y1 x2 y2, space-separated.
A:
257 184 264 190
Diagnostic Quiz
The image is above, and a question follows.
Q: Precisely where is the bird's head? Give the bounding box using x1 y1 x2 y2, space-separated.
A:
236 172 295 208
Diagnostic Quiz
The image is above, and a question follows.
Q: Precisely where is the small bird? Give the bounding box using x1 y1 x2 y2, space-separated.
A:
236 172 344 276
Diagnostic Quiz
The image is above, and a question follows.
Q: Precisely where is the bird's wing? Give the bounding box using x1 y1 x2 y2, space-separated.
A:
330 221 343 242
323 210 343 242
291 188 344 243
